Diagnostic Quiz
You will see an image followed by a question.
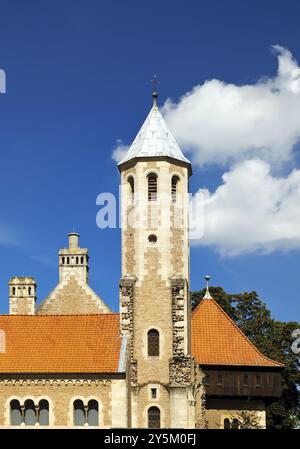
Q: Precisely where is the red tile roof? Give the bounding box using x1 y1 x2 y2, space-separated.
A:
192 299 283 367
0 300 283 373
0 314 122 373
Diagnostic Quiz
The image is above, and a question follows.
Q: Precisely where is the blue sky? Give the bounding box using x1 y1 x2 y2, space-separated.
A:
0 0 299 321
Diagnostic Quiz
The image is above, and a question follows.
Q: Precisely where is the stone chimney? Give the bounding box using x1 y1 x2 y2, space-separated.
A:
9 277 37 315
58 233 89 283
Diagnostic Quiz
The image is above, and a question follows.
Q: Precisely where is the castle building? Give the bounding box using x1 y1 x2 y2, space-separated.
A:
0 92 283 428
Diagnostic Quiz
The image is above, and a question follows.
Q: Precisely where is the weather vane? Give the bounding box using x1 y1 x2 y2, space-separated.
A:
151 74 160 106
204 275 212 299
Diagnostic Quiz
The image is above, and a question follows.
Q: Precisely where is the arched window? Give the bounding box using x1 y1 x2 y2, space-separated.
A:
128 176 134 203
38 400 49 426
232 418 239 429
81 256 84 264
62 256 65 264
76 256 79 264
147 173 157 201
24 399 36 426
12 287 16 296
148 406 160 428
223 418 230 429
171 175 180 203
28 287 32 296
67 257 70 265
87 400 99 426
148 329 159 357
10 400 22 426
73 399 85 426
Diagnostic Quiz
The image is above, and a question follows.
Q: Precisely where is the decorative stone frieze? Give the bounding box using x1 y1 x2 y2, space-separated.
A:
0 379 111 387
169 356 192 387
170 276 186 357
119 275 138 385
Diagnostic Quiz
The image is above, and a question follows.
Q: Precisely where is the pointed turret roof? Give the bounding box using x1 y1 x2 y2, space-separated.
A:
192 298 283 368
118 97 191 168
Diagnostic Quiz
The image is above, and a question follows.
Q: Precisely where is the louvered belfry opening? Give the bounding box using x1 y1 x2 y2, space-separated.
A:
147 173 157 201
128 176 134 202
171 175 180 203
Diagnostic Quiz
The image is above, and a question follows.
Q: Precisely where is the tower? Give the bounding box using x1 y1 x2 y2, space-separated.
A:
36 233 110 315
118 90 195 428
9 277 37 315
58 232 89 283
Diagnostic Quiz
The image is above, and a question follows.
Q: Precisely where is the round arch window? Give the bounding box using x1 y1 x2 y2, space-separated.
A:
148 406 161 428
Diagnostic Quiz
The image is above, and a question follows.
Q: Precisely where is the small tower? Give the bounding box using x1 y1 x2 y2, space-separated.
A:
9 277 37 315
58 232 89 283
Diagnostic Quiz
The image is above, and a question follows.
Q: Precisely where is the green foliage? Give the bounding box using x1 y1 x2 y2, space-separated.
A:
231 411 263 429
191 287 300 429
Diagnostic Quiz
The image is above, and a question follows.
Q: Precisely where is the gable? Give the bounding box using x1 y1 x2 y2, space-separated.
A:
36 275 111 315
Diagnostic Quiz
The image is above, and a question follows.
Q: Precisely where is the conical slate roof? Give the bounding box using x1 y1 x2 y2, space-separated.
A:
118 102 191 166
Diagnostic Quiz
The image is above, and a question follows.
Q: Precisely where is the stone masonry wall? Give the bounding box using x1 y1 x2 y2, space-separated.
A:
0 378 127 428
9 299 34 315
205 398 266 429
37 276 110 315
120 159 192 428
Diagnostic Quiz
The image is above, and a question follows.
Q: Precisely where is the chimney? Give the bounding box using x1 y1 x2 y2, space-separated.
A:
68 232 79 250
9 277 37 315
58 233 89 283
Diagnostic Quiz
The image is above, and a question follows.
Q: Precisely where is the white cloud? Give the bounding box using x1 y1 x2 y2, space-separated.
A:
163 45 300 167
30 254 56 268
111 45 300 256
194 159 300 255
112 140 129 163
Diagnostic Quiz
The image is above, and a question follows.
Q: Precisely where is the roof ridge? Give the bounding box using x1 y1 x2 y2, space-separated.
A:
195 298 283 367
192 297 204 316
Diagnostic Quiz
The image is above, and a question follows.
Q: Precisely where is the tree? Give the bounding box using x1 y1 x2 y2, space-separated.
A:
231 411 263 429
191 287 300 429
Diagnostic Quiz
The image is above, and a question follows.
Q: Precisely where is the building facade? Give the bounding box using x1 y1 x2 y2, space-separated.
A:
0 93 283 428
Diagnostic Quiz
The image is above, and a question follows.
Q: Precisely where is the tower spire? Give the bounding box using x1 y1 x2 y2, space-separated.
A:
151 74 159 108
203 275 212 299
117 80 191 169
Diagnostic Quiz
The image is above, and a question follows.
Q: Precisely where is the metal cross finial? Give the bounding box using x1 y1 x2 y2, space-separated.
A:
151 74 159 106
204 275 212 299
